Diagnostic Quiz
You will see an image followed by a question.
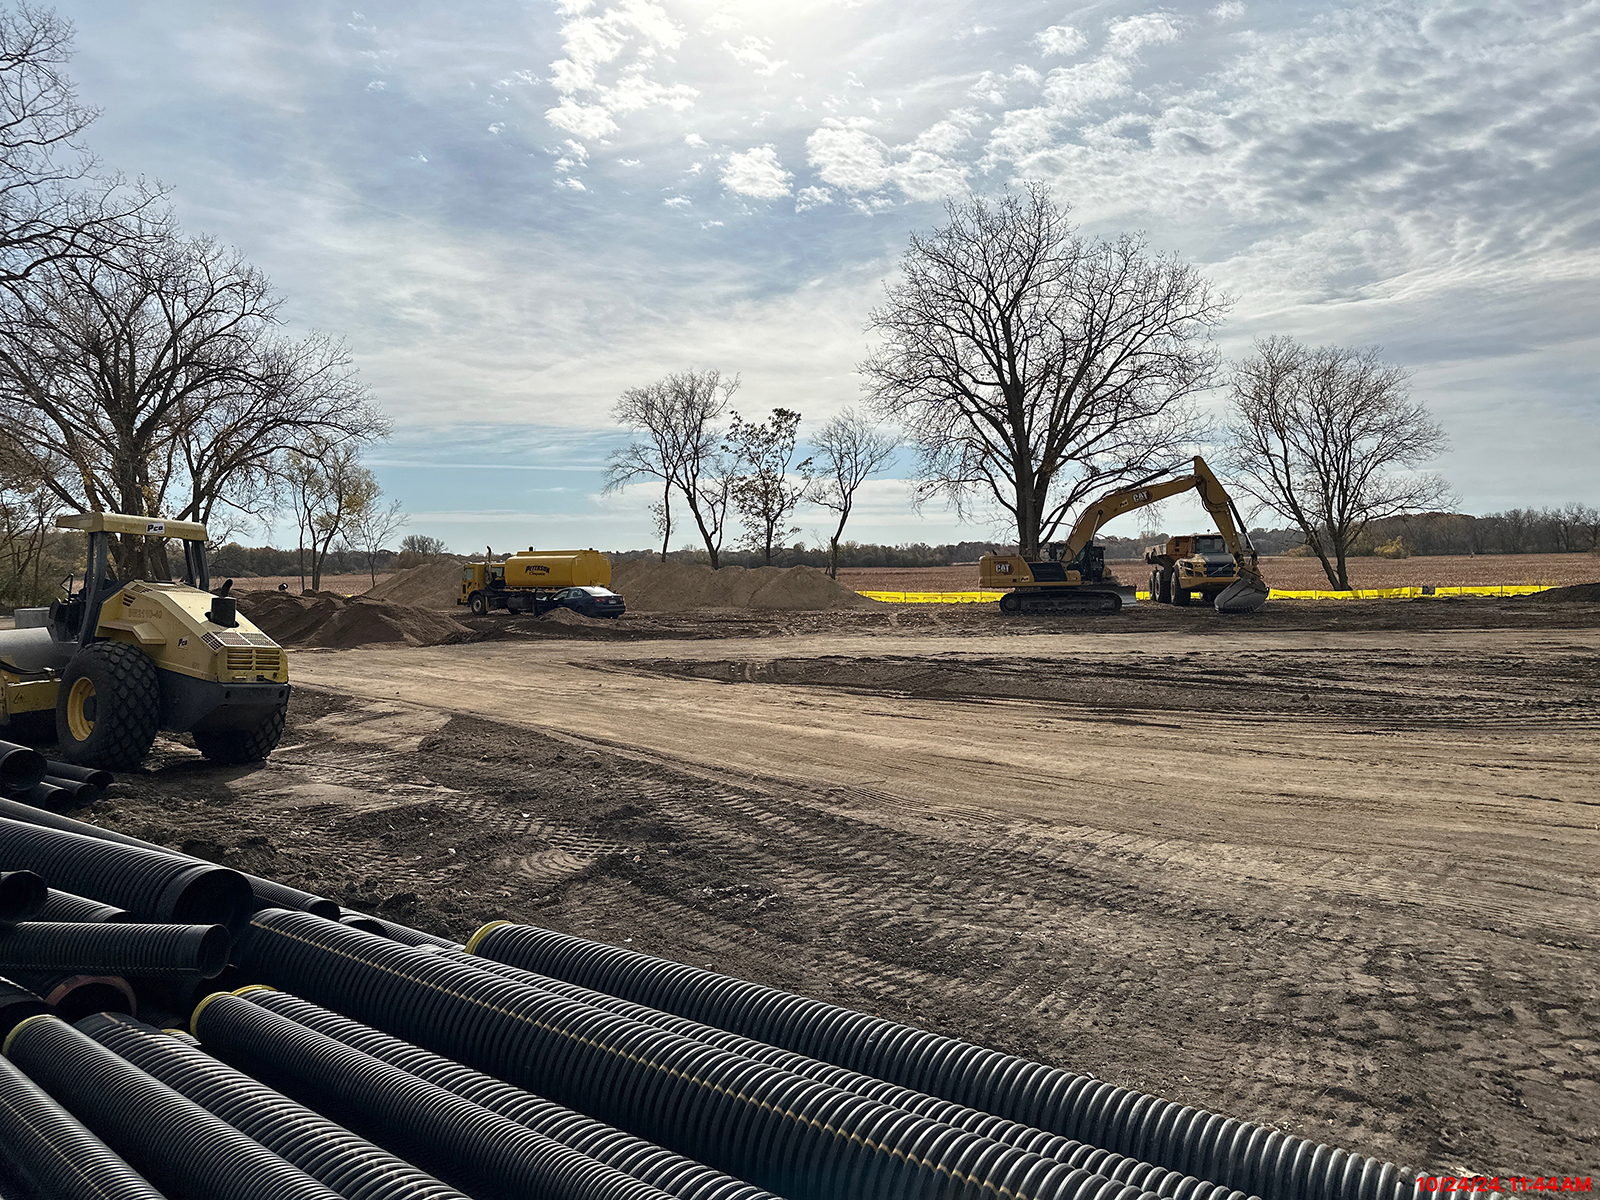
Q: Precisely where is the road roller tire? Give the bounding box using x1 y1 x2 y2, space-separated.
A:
193 702 289 765
55 642 161 771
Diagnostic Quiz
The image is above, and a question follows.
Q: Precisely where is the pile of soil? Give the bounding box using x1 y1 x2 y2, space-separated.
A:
363 561 465 610
610 560 881 612
237 591 472 649
1529 581 1600 602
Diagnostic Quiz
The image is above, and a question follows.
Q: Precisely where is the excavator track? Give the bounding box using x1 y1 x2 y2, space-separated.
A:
999 588 1125 615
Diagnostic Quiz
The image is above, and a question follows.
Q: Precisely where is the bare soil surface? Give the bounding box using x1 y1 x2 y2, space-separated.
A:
76 597 1598 1183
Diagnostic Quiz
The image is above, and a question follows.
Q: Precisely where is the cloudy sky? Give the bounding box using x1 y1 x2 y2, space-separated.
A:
58 0 1600 551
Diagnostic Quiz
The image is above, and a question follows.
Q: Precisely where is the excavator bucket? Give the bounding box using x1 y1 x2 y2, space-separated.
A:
1214 577 1270 614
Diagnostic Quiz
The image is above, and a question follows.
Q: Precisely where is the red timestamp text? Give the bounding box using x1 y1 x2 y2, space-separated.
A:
1416 1179 1592 1194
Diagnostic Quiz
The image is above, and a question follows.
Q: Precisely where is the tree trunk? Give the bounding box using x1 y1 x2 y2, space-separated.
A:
659 479 672 562
828 506 851 580
681 489 720 570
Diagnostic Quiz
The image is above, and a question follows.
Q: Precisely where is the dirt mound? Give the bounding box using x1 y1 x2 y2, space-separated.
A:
1529 582 1600 602
363 561 464 610
237 591 472 649
610 560 880 612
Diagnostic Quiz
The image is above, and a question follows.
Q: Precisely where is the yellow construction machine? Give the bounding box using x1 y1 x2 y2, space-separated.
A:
978 456 1270 615
0 513 290 769
458 549 612 616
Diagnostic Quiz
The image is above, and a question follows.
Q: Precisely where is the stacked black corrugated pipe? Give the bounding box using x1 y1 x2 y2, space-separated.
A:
442 947 1245 1200
236 908 1174 1200
237 985 780 1200
0 737 112 811
0 814 254 932
5 1011 346 1200
0 795 342 918
470 922 1414 1200
79 1012 472 1200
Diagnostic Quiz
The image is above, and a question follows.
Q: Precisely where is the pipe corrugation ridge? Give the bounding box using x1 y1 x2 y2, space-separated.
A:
0 922 229 978
0 1050 166 1200
357 914 464 950
81 1012 467 1200
0 797 338 919
4 1013 344 1200
36 887 135 924
193 991 690 1200
235 910 1164 1200
243 987 777 1200
452 949 1247 1200
475 922 1413 1200
0 814 253 933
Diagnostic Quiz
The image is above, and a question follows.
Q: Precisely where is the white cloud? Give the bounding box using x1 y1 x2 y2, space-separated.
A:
366 79 387 91
685 133 708 147
663 194 692 207
557 177 587 190
723 35 787 77
544 1 697 144
1034 24 1087 57
721 145 792 198
487 122 505 134
806 116 973 202
806 124 891 192
1210 2 1246 21
794 185 833 212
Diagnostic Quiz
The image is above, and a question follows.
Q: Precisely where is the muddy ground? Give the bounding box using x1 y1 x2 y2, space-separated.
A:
76 596 1598 1183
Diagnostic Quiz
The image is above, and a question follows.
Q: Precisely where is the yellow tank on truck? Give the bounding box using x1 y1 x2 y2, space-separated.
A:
502 550 611 590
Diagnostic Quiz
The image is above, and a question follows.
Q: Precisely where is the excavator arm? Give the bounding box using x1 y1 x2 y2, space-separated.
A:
1056 456 1262 582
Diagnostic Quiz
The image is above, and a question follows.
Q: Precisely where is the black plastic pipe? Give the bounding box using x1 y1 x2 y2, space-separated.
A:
3 1012 344 1200
336 908 385 934
0 740 46 791
8 972 136 1022
0 797 340 919
0 1049 166 1200
81 1012 469 1200
194 991 686 1200
356 912 465 949
0 813 253 933
43 760 115 790
0 921 229 978
0 870 45 921
473 922 1411 1200
6 782 72 812
241 986 777 1200
40 775 104 806
0 976 50 1038
450 949 1245 1200
36 887 134 923
235 911 1162 1200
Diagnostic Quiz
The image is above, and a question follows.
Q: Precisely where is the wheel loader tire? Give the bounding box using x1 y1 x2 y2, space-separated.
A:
469 591 489 617
55 642 161 771
1171 579 1191 607
193 702 288 765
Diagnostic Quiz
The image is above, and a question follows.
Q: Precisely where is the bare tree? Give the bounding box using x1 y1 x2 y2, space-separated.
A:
0 217 385 577
343 496 406 587
283 438 378 591
728 407 810 564
862 185 1222 560
1225 335 1454 589
807 408 897 578
605 369 739 567
0 5 166 289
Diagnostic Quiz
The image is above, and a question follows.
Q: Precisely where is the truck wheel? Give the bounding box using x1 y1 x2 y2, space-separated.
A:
469 591 489 616
1147 571 1160 603
1171 580 1191 607
55 642 161 771
193 702 288 765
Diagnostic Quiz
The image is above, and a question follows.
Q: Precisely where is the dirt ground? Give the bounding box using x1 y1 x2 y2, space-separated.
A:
77 595 1598 1182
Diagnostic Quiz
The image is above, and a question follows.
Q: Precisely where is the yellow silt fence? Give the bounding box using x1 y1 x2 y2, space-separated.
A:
856 585 1556 604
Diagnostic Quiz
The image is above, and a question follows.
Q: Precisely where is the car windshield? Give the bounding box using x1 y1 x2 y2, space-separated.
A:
579 587 617 597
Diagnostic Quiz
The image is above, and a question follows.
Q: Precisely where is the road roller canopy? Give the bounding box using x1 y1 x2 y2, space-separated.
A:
55 512 209 541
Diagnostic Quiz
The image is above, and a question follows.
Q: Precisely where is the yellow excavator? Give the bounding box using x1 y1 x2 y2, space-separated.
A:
978 456 1270 615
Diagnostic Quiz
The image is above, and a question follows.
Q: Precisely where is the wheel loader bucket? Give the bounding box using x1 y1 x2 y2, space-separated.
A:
1214 577 1270 614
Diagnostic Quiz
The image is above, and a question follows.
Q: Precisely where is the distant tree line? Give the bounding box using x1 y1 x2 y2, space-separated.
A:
1353 508 1600 558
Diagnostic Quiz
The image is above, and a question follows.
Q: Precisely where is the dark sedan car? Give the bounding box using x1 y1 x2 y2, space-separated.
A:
541 586 626 619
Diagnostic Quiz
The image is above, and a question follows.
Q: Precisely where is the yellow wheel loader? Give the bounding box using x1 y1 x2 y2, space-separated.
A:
978 456 1271 616
0 513 290 770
